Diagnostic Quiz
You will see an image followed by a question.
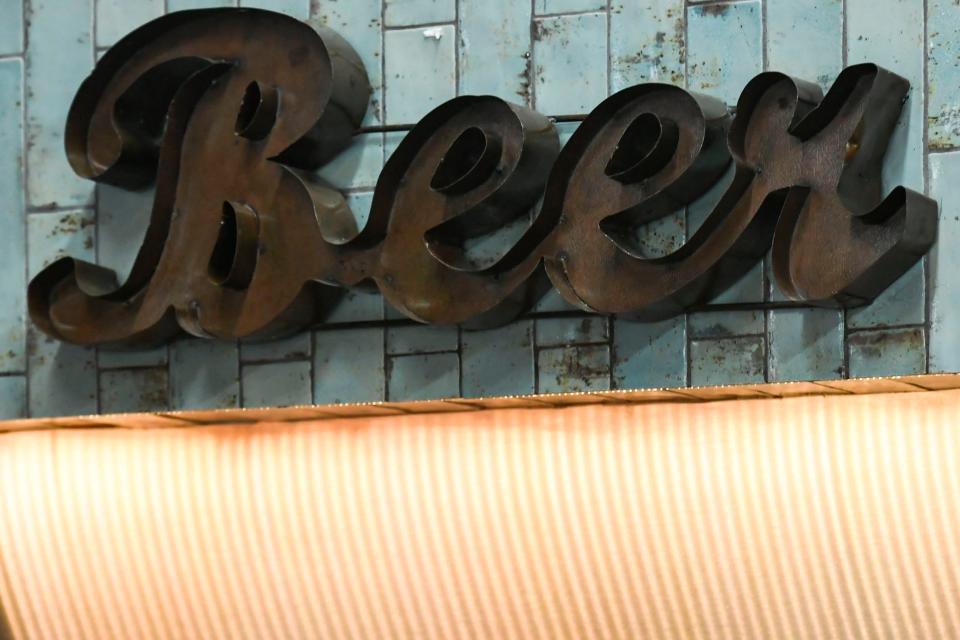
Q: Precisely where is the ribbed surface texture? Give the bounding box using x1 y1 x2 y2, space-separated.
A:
2 390 960 638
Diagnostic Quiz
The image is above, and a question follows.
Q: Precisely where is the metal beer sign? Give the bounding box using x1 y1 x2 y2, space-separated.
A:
28 8 937 348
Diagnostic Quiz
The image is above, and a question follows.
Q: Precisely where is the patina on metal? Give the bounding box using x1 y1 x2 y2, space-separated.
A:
541 64 937 317
26 7 937 348
28 8 371 347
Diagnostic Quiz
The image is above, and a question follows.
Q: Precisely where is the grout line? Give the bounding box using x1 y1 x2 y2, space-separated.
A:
533 7 610 20
21 0 31 417
922 0 932 375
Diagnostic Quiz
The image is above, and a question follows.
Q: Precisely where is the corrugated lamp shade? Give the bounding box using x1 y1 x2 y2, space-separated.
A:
2 388 960 638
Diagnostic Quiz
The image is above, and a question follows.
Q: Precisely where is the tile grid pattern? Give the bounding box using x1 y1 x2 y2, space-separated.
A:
0 0 958 417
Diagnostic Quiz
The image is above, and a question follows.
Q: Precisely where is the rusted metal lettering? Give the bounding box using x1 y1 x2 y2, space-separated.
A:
27 9 937 348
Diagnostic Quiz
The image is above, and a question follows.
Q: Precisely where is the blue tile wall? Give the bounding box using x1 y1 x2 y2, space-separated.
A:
0 0 958 418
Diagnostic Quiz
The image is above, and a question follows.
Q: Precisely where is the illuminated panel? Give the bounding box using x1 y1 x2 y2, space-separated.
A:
2 389 960 637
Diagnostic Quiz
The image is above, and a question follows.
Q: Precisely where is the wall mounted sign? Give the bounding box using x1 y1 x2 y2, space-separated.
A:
27 8 938 348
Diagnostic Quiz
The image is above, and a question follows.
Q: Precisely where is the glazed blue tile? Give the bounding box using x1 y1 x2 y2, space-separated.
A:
384 25 456 124
26 209 98 416
461 321 534 397
613 316 686 389
848 328 926 378
538 345 611 393
458 0 532 104
167 0 235 9
25 0 95 209
239 0 309 19
556 121 579 147
929 0 960 149
96 0 163 48
98 346 168 369
610 0 685 91
928 151 960 372
0 375 27 419
536 316 608 347
99 367 169 413
27 209 95 279
766 0 842 89
533 13 607 115
241 360 312 407
768 308 843 381
169 339 240 409
847 0 925 192
96 183 152 283
310 0 382 124
688 310 763 339
343 191 375 233
28 329 98 417
316 133 384 189
686 1 762 105
325 289 385 323
535 0 605 16
846 0 926 334
0 60 25 374
385 0 455 27
387 352 459 400
0 0 23 55
240 333 311 363
689 336 765 386
386 321 458 355
314 327 384 402
846 263 925 329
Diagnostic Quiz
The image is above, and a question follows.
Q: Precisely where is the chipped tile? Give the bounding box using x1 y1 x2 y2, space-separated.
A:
0 60 25 374
25 0 95 209
314 327 385 403
241 360 312 407
0 375 27 419
384 25 456 123
99 366 169 413
96 0 163 48
462 320 534 397
384 0 455 27
310 0 383 125
459 0 532 104
387 352 460 400
768 308 843 381
766 0 842 89
929 0 960 150
848 327 926 378
536 316 608 347
538 344 610 393
929 151 960 372
613 316 686 389
169 339 239 409
686 0 762 105
610 0 685 91
533 12 607 115
690 336 765 386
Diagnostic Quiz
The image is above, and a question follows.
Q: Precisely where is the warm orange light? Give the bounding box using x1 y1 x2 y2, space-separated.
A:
2 389 960 638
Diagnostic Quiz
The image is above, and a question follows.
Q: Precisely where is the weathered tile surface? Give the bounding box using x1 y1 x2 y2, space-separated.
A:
768 308 843 381
169 339 239 409
462 321 535 397
535 0 605 15
0 375 27 419
388 352 459 400
99 367 169 413
929 151 960 373
96 0 163 48
848 328 926 378
314 327 385 403
0 60 25 374
613 317 686 389
384 0 455 27
241 360 313 407
928 0 960 150
458 0 532 104
0 0 24 55
239 0 309 19
25 0 95 209
690 336 765 386
610 0 684 91
766 0 842 88
538 345 611 393
533 12 607 114
384 25 456 123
